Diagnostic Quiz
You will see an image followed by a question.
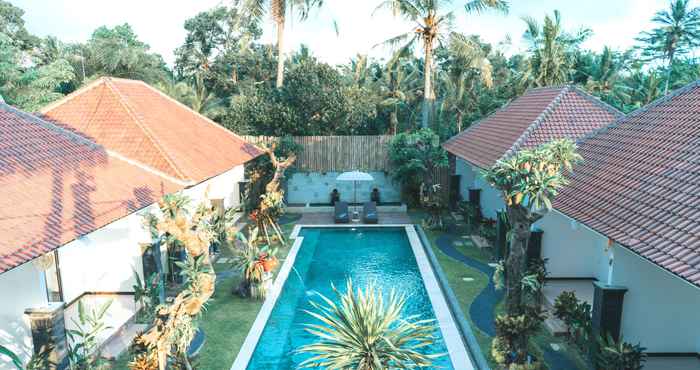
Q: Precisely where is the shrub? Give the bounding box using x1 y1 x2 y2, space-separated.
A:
596 334 646 370
553 291 592 348
457 200 480 231
388 129 447 205
492 312 547 366
478 218 497 243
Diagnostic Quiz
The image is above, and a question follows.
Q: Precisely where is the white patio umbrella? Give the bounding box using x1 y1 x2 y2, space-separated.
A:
336 170 374 213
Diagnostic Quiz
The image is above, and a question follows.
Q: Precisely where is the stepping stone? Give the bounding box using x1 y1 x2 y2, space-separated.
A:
462 277 475 282
454 241 465 247
550 343 561 351
217 257 229 263
487 263 499 268
461 235 470 239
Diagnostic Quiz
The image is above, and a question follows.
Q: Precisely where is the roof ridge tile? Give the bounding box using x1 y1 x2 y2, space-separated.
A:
502 86 570 159
104 78 191 182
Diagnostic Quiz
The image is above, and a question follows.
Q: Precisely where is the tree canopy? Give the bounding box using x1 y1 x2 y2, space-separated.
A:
2 1 700 133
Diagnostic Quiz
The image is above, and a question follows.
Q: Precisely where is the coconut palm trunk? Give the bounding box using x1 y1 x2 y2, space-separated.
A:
664 51 675 95
421 37 435 129
272 0 286 88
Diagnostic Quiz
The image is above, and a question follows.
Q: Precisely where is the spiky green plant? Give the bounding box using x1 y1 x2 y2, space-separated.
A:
0 345 23 370
297 279 443 369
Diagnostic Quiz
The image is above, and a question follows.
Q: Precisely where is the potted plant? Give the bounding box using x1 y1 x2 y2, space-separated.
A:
234 228 278 299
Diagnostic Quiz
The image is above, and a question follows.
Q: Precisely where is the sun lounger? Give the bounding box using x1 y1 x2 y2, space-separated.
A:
362 201 378 224
335 201 350 223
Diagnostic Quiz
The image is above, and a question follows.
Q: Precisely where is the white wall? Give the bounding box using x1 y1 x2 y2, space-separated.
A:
538 209 700 353
182 164 245 209
0 263 47 369
454 158 504 219
58 206 155 304
536 211 610 279
57 164 246 303
611 246 700 353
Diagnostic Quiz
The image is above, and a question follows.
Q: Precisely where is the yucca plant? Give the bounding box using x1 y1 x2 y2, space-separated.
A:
298 279 443 369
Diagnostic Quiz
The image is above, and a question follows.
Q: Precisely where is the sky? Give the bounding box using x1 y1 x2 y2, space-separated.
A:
13 0 673 66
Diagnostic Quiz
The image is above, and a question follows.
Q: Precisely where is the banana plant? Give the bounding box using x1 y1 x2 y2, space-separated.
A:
66 300 113 370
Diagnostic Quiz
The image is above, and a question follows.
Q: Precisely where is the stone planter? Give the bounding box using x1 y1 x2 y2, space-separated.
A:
250 272 274 299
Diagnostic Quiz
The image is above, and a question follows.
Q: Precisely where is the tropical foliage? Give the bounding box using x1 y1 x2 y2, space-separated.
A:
66 300 113 370
4 1 700 131
388 128 448 205
636 0 700 94
298 279 442 369
232 227 279 299
376 0 507 129
130 197 218 370
596 334 647 370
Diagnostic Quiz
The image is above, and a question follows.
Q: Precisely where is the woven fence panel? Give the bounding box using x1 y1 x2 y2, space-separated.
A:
243 135 394 172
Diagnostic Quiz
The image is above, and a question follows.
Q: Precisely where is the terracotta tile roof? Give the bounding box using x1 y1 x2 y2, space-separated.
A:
443 86 623 168
554 80 700 286
40 77 262 183
0 103 183 274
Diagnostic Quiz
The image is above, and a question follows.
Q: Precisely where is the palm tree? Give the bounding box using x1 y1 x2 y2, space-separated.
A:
636 0 700 95
158 75 226 119
297 279 442 369
238 0 323 88
520 10 591 88
379 52 422 133
438 33 493 133
376 0 508 129
626 69 663 110
583 47 631 110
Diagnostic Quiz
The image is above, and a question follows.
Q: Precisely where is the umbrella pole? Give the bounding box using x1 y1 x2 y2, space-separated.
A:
354 181 357 217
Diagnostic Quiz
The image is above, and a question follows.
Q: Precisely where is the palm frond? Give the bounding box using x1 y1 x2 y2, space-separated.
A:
374 0 422 20
465 0 509 14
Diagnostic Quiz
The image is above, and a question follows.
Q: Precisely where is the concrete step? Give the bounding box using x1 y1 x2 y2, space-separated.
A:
100 320 149 360
543 299 567 336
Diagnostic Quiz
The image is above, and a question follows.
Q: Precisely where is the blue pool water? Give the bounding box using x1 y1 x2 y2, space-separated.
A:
246 227 453 369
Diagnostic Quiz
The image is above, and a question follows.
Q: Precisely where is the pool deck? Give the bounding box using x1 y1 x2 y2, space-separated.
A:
298 211 411 225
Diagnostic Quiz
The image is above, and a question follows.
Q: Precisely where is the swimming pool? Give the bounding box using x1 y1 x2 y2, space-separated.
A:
232 225 473 370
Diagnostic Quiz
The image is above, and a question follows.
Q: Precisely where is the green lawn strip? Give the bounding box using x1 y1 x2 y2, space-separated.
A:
194 275 262 370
